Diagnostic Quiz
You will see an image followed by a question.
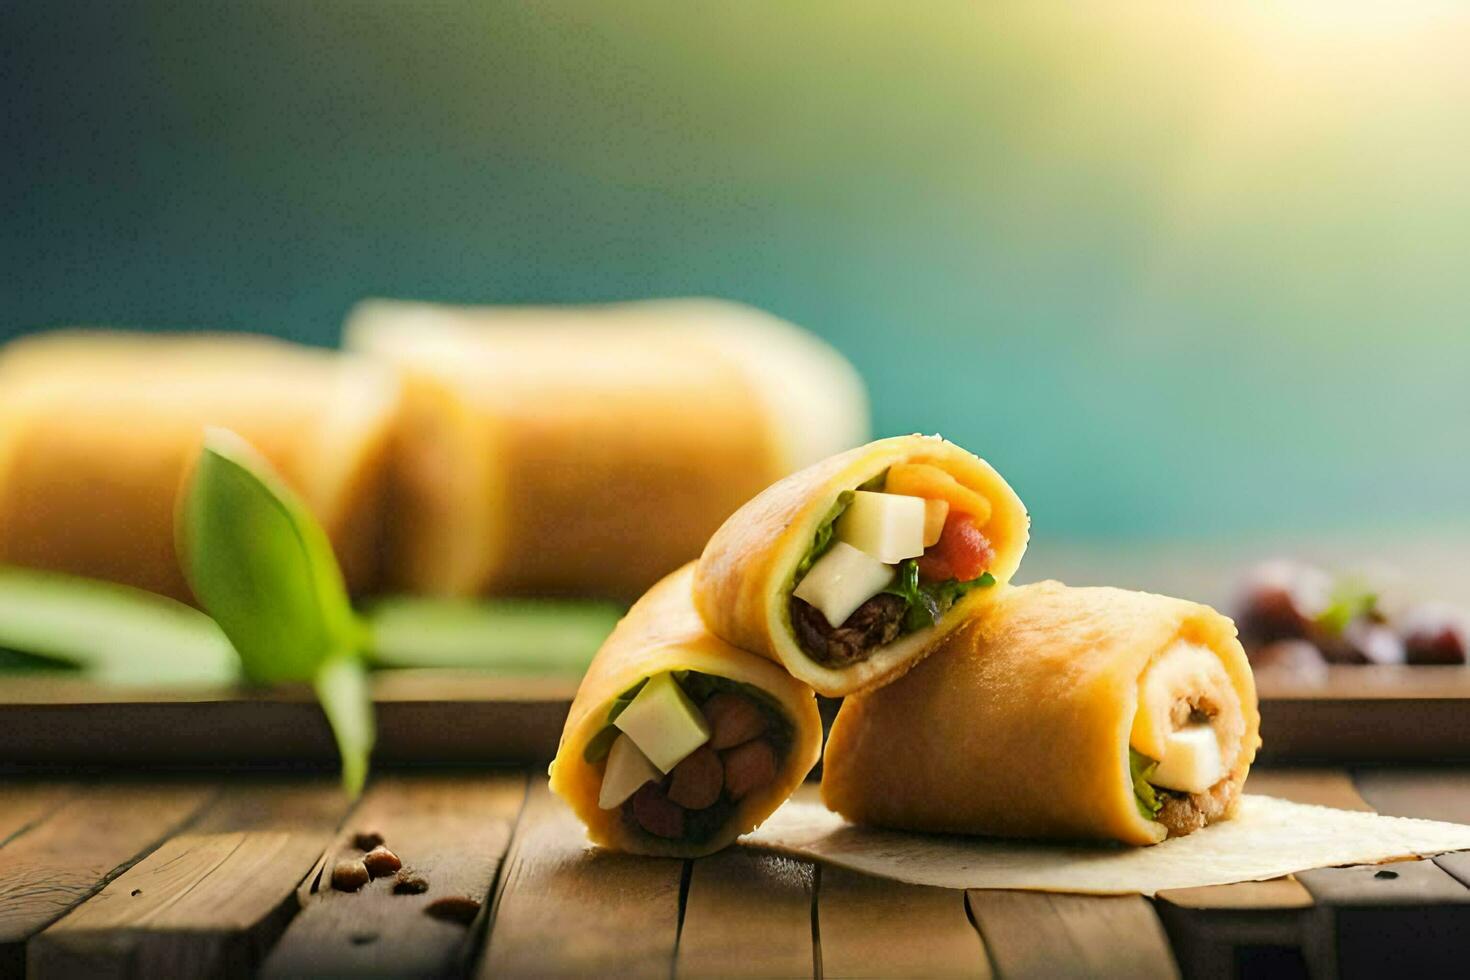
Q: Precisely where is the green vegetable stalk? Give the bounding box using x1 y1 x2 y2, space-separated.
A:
179 427 374 796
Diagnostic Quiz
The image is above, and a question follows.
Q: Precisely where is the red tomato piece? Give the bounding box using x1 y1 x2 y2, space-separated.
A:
916 514 993 582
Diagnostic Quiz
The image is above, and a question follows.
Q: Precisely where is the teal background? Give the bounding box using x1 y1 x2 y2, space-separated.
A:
4 2 1468 541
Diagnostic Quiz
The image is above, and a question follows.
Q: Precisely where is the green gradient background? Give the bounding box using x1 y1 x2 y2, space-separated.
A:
3 2 1468 540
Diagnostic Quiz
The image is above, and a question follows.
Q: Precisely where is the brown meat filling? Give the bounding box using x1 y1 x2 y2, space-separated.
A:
790 593 905 667
1157 774 1240 838
1156 695 1236 838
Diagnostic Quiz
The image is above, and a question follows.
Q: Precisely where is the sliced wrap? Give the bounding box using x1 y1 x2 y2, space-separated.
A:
344 298 868 601
549 564 822 857
822 581 1261 845
693 434 1028 697
0 331 398 601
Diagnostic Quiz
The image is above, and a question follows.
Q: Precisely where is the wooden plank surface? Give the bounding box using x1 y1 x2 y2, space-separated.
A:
1153 768 1351 980
818 866 988 979
676 849 814 979
0 781 75 848
966 890 1178 980
477 777 683 979
1274 767 1470 980
27 778 348 980
0 780 215 975
1243 767 1375 810
260 772 526 979
0 672 576 768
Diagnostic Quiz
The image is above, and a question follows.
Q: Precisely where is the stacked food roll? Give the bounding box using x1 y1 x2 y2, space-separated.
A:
821 581 1261 844
552 433 1030 852
549 564 823 857
0 331 399 601
344 298 869 601
694 433 1030 696
556 436 1259 852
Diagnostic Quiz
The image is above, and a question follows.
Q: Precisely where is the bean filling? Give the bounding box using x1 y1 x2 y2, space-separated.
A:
617 685 784 843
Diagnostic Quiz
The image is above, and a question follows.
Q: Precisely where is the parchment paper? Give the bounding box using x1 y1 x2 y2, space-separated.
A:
741 794 1470 895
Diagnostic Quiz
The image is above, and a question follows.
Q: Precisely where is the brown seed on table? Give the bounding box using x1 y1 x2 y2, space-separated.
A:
703 692 767 749
630 782 686 838
722 738 777 801
331 858 370 892
352 830 385 851
425 895 481 926
363 844 402 878
393 868 430 894
667 745 724 809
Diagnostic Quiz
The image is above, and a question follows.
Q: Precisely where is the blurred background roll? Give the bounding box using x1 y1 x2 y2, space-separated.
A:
0 331 400 602
346 298 868 601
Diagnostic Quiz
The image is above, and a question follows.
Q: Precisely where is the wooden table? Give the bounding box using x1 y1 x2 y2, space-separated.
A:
2 767 1469 979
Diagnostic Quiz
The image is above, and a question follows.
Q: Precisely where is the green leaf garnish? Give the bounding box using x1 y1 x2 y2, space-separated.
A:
1130 748 1163 820
0 565 237 686
179 428 373 795
884 563 996 633
315 653 375 798
365 596 620 673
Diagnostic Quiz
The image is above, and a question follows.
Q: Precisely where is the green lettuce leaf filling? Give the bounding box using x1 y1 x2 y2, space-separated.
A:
793 491 854 583
884 560 996 633
1130 747 1164 820
791 471 891 586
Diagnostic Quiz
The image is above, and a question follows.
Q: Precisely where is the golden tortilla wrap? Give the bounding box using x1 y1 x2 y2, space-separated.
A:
693 434 1028 697
0 331 398 601
549 564 822 857
344 298 868 601
822 581 1261 845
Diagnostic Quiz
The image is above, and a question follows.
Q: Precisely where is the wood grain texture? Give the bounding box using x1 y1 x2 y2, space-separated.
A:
259 772 526 979
1243 767 1374 811
1353 767 1470 823
1353 767 1470 890
28 778 349 980
818 867 987 979
0 780 214 974
0 781 75 848
1154 767 1361 980
1297 860 1470 980
965 890 1178 980
676 849 813 979
477 777 683 979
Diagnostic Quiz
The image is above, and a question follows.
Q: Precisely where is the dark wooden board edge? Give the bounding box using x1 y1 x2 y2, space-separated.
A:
0 674 576 768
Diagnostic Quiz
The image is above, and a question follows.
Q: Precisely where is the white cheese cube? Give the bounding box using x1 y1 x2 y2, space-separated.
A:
598 733 661 809
793 541 895 628
614 672 711 773
922 498 949 547
835 491 927 563
1151 724 1225 794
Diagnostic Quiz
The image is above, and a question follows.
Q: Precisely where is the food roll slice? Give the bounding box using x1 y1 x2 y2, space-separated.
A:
0 330 398 601
344 297 868 601
693 434 1028 697
549 564 822 857
821 581 1260 845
